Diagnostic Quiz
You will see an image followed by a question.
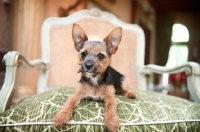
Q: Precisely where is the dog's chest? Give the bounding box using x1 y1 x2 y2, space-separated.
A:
82 85 106 101
85 73 99 86
84 95 104 101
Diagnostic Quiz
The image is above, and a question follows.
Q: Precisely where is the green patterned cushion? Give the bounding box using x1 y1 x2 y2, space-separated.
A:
0 87 200 131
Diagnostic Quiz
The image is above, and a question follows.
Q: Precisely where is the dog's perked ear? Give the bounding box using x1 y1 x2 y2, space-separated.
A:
72 24 88 51
104 27 122 55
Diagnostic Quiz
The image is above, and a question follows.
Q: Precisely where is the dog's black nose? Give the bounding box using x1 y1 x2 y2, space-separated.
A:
85 61 94 70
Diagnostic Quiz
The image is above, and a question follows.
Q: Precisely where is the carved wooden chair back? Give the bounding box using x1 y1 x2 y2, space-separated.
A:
38 8 146 93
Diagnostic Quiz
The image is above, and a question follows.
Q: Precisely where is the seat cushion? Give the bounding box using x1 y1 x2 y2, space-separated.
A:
0 87 200 131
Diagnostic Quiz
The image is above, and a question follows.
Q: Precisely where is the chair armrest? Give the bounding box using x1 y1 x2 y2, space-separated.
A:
142 62 200 103
0 51 47 113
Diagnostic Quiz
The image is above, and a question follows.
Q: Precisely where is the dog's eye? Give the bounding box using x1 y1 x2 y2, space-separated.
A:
81 51 87 59
97 53 105 60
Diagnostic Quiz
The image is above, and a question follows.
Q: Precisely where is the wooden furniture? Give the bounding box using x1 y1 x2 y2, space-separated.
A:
0 8 200 131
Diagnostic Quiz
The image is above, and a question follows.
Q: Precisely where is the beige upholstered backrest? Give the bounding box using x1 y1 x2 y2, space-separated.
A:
38 9 146 93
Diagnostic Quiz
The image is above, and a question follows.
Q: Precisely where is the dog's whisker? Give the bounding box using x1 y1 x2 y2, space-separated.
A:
78 68 83 73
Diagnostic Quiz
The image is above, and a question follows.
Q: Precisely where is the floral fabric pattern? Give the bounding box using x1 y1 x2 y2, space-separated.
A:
0 87 200 131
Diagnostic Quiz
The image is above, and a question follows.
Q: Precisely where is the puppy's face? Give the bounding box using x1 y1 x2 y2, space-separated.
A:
78 41 110 78
72 24 122 78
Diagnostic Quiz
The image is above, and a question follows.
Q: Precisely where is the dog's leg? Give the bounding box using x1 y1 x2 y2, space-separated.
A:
121 78 136 98
53 90 84 128
104 86 120 132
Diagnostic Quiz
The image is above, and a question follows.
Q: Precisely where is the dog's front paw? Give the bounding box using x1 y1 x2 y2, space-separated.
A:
125 91 136 99
104 115 120 132
53 111 71 128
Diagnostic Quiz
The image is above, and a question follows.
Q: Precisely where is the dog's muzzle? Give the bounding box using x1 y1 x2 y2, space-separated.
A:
83 60 97 73
85 60 94 70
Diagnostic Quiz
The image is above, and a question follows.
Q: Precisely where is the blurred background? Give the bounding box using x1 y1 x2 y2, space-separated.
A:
0 0 200 103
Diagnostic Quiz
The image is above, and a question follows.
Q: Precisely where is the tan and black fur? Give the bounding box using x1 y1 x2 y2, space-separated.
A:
53 24 136 132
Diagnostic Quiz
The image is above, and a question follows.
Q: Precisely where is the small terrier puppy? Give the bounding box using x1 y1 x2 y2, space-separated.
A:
53 24 136 132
